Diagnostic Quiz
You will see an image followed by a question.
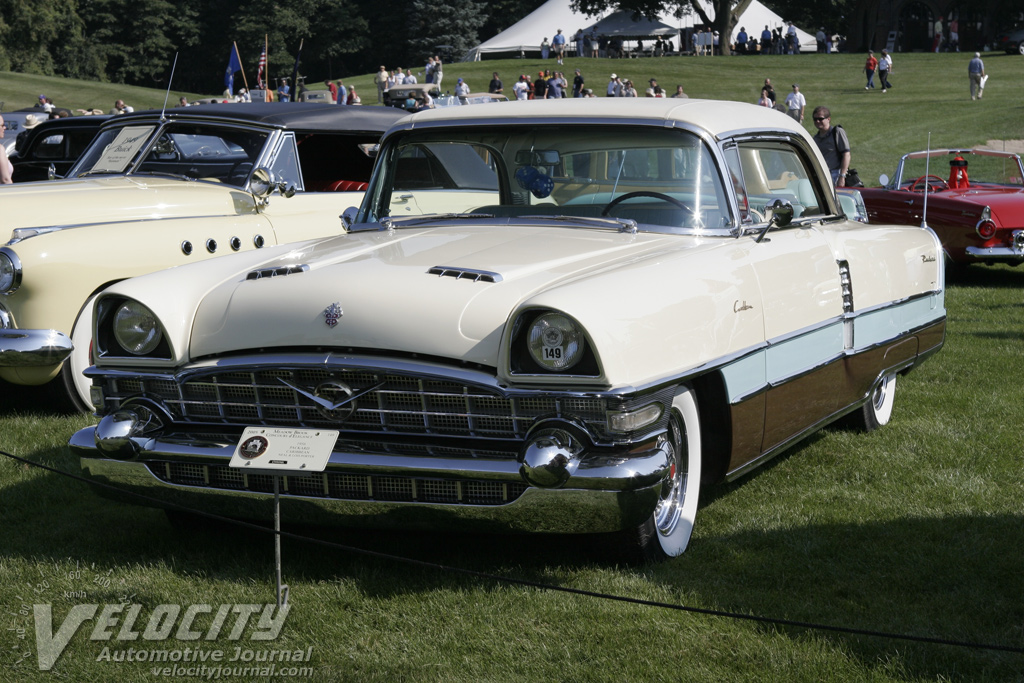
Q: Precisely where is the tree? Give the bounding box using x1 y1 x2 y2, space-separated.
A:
408 0 488 65
571 0 739 54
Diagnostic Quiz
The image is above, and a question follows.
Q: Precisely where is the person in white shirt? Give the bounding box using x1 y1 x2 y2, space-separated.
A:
512 75 530 101
784 84 805 122
878 50 893 91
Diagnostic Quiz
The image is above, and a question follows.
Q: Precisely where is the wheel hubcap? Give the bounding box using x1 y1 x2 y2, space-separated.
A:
654 415 686 535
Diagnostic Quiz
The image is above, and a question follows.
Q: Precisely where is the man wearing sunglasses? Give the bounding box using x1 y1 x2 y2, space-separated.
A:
811 106 851 187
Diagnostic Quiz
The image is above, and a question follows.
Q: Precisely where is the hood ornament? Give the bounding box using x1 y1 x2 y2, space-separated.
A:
323 302 343 327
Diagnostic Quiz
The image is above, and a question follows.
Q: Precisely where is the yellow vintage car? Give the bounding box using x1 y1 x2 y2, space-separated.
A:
71 100 945 560
0 103 404 410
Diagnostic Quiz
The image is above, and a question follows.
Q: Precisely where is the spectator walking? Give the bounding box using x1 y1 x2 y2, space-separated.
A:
405 70 418 84
968 52 985 100
760 26 772 54
762 77 776 105
784 84 805 122
864 51 878 90
326 80 338 102
811 106 850 187
572 69 584 97
433 56 444 89
606 73 619 97
534 71 548 99
455 78 470 103
545 72 563 98
786 22 798 53
488 72 503 94
374 66 388 103
671 84 688 98
878 50 893 92
541 37 551 60
347 87 361 105
645 78 664 97
757 87 773 107
337 80 348 105
552 29 566 65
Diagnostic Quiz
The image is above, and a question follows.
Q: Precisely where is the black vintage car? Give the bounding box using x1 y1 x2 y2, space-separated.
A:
10 115 111 182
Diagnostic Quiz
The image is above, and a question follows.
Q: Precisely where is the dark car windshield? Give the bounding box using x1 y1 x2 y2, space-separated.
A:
70 122 269 187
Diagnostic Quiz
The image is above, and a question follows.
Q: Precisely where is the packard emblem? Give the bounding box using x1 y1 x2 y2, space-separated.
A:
323 302 343 327
239 435 269 459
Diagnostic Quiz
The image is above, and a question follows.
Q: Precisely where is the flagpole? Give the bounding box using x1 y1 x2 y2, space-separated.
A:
235 42 249 93
265 35 272 101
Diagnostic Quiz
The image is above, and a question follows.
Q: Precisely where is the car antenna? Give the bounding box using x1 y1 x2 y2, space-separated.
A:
921 132 931 229
160 52 180 122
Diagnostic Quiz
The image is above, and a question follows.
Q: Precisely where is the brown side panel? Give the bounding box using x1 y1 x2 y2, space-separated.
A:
726 394 765 474
761 362 845 452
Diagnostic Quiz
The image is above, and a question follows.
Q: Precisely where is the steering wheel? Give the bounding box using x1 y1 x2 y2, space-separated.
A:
909 175 948 192
601 191 692 217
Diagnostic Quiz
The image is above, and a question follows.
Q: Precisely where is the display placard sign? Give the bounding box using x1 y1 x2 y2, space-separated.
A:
89 125 156 173
230 427 336 474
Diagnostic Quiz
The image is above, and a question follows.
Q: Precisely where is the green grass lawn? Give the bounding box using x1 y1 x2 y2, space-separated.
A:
2 56 1024 680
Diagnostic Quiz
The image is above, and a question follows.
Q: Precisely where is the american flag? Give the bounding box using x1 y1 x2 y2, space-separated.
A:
256 45 267 89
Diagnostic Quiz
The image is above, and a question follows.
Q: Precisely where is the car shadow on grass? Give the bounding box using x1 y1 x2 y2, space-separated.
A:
1 438 1019 679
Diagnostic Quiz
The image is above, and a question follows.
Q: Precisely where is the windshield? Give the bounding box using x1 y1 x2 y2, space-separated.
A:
897 151 1024 188
70 122 269 187
358 125 732 231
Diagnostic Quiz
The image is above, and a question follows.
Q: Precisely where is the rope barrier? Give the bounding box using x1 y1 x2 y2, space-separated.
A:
2 448 1021 655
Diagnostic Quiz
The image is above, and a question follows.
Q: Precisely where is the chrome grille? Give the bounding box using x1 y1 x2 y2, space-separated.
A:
105 367 610 440
149 461 527 506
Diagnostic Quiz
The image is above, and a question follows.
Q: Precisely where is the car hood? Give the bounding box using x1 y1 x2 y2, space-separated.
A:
1 176 254 240
187 224 685 367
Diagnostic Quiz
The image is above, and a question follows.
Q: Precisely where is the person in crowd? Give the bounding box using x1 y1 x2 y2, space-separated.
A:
968 52 985 100
336 79 348 105
671 84 688 98
488 72 503 94
591 30 600 58
572 69 584 97
534 71 548 99
811 106 850 187
606 73 619 97
815 28 826 53
545 72 562 98
582 88 595 98
864 51 878 90
933 17 943 52
878 49 893 92
0 115 12 183
621 79 637 97
276 79 290 102
784 84 805 122
404 70 418 84
109 99 132 114
762 77 776 105
374 65 389 103
513 74 530 100
176 96 190 107
455 77 470 103
541 37 551 60
574 28 584 57
326 79 338 102
736 27 748 55
347 87 361 105
949 18 960 51
552 29 566 65
760 26 772 53
432 56 444 89
425 57 435 83
645 78 664 97
757 87 773 107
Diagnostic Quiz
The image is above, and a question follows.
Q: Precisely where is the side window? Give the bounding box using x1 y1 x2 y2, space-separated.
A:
269 134 302 191
35 134 66 160
727 141 829 220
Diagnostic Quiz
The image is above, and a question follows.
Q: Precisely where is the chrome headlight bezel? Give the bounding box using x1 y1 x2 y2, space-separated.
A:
95 296 172 360
0 248 23 294
509 308 600 377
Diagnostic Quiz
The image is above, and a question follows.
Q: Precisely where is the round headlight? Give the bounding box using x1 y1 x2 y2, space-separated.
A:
0 249 21 293
113 301 163 355
527 313 585 371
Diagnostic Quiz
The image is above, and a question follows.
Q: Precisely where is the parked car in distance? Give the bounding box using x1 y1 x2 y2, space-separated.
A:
9 115 110 182
0 103 405 411
994 26 1024 54
383 83 442 111
858 148 1024 267
71 100 946 561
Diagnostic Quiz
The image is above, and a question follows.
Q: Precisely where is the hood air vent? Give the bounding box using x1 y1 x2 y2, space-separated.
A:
246 264 310 281
428 266 503 283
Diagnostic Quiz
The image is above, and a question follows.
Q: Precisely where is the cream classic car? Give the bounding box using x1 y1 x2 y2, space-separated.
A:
0 103 405 410
71 100 946 560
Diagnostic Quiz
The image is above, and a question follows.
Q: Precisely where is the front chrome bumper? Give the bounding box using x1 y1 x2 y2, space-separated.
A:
70 425 671 534
0 328 73 367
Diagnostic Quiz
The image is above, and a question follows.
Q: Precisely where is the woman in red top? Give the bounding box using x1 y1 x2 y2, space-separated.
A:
864 51 878 90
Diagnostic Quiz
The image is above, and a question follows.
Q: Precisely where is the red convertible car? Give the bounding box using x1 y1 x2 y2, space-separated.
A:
859 148 1024 267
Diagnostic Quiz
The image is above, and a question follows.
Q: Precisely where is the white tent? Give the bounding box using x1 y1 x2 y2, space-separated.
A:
463 0 816 61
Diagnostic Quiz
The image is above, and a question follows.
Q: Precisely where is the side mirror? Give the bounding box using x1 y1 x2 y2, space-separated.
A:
340 206 358 229
879 173 889 187
249 167 275 198
47 163 58 181
756 200 794 243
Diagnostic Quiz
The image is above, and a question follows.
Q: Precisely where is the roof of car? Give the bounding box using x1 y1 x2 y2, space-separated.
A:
108 102 406 133
393 98 806 140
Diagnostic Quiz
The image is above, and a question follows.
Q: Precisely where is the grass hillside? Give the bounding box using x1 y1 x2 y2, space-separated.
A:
4 51 1022 183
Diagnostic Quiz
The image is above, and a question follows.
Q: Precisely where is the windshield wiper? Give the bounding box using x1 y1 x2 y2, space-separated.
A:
379 213 495 229
520 214 638 233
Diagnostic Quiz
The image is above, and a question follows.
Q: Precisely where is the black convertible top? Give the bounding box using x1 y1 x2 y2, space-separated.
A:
109 102 406 133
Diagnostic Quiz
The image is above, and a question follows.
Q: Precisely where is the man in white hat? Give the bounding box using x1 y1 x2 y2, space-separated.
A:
607 73 620 97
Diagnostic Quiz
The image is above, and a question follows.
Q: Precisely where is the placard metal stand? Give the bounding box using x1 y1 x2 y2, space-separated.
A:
229 427 338 608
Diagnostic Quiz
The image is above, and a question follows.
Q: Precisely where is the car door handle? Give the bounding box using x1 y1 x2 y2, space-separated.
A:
903 199 915 205
399 194 413 201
